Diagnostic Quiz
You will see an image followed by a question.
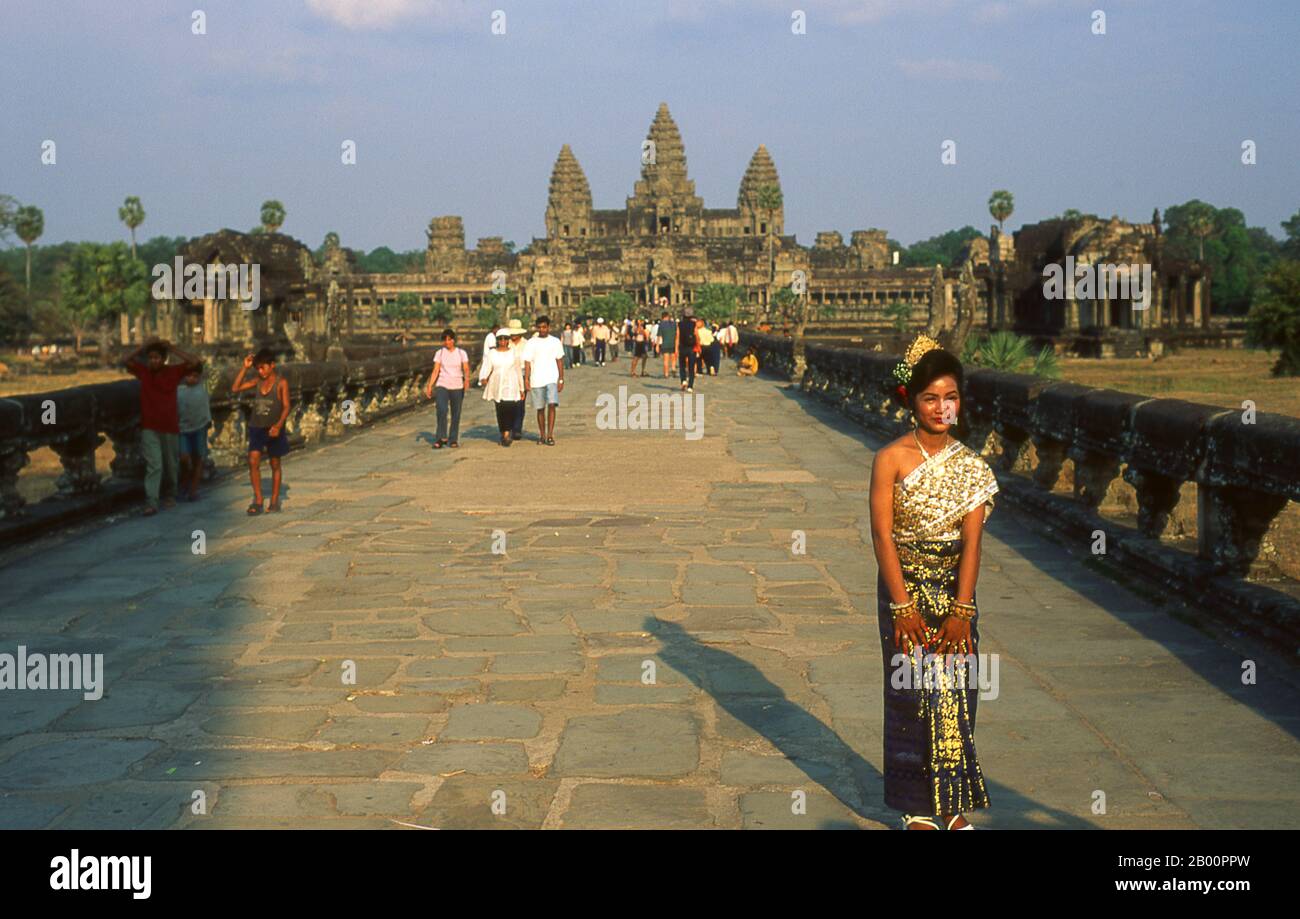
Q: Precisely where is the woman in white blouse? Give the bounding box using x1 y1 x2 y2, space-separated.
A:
479 328 526 446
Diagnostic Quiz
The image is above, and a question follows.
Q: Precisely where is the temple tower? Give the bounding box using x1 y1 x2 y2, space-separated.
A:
626 102 703 236
425 216 467 274
545 144 593 240
737 144 783 237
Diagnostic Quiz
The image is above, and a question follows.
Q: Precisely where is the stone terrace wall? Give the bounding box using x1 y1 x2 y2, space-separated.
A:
740 331 1300 655
0 347 478 547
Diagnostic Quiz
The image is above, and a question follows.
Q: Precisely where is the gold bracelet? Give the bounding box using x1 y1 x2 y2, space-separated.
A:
949 601 976 621
890 603 917 621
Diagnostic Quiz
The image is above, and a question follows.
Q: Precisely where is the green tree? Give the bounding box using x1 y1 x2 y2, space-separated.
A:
356 247 402 272
260 200 286 234
0 261 26 343
1246 259 1300 376
14 205 44 296
56 242 150 356
900 226 983 268
118 196 145 259
581 291 636 324
988 190 1014 231
476 306 498 329
1164 201 1276 315
883 301 910 333
428 300 455 326
488 286 516 322
1280 209 1300 261
692 283 746 323
771 286 803 329
381 291 423 330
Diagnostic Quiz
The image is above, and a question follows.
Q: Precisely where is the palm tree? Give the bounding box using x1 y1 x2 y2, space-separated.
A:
260 200 286 234
1184 204 1215 261
988 190 1014 231
118 196 145 259
14 205 44 297
756 184 783 300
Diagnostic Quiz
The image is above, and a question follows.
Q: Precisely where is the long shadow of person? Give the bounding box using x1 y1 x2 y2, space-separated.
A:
644 617 888 825
644 617 1097 829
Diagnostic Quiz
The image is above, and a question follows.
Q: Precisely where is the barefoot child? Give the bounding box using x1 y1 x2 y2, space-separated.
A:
177 364 211 501
232 348 291 514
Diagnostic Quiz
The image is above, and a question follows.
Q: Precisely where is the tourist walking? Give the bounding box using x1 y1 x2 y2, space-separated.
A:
480 327 526 446
724 321 739 357
593 318 610 366
232 347 292 514
658 308 677 378
122 339 202 516
561 322 574 368
522 315 565 445
869 335 998 831
677 308 698 392
630 319 650 377
571 321 586 366
508 324 528 441
424 329 470 449
699 322 720 375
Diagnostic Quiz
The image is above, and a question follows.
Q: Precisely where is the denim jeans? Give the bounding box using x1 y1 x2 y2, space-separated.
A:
435 387 465 442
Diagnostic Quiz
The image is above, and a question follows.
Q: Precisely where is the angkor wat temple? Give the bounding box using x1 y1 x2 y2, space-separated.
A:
153 103 1214 354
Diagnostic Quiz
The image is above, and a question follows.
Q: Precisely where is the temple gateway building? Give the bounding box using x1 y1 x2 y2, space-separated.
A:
164 103 1213 352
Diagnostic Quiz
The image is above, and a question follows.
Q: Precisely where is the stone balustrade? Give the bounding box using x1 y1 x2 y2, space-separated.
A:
0 348 470 546
741 330 1300 652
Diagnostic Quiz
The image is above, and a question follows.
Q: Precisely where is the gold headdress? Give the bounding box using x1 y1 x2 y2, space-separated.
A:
892 334 941 387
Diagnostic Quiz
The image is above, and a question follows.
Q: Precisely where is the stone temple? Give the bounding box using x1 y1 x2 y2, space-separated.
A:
157 102 1214 353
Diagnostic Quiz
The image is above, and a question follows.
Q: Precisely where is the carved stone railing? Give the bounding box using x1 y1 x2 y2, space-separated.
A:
741 330 1300 653
0 348 469 546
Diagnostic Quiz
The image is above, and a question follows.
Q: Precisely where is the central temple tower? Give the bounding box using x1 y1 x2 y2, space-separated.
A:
626 102 704 236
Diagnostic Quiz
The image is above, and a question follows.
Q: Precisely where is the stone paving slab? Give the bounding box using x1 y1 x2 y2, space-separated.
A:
2 359 1300 828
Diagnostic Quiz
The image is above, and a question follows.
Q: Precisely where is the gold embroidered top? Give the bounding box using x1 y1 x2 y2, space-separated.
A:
892 439 998 544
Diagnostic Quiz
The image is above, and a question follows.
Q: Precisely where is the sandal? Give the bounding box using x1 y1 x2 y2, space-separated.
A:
246 502 263 515
433 441 445 449
945 814 974 830
268 501 282 513
546 437 555 446
901 814 942 830
449 441 459 448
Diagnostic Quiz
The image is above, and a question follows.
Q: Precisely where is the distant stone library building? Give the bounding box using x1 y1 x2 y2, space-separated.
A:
165 103 1212 350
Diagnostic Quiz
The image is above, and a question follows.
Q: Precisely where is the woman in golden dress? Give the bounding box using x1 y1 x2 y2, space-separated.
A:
869 336 998 830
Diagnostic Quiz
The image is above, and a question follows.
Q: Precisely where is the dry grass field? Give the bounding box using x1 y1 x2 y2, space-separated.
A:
1057 349 1299 418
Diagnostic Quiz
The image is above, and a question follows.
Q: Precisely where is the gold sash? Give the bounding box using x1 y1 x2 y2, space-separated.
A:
892 440 999 545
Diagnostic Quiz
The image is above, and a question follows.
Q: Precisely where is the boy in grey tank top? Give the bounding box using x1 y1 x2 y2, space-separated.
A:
232 348 292 514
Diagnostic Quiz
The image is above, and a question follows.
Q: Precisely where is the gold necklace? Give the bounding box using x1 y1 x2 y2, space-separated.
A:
913 428 950 460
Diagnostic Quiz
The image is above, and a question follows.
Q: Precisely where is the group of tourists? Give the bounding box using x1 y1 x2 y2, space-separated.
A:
557 308 742 393
422 317 565 447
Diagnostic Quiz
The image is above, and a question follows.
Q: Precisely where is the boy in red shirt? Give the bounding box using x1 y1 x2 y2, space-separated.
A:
122 339 202 516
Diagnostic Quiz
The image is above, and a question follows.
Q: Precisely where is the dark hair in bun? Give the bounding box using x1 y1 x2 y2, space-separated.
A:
892 348 964 408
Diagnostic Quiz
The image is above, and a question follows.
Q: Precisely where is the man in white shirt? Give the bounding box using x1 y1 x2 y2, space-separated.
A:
522 315 566 446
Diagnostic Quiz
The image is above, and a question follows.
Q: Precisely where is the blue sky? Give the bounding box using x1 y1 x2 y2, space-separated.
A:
3 0 1298 252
